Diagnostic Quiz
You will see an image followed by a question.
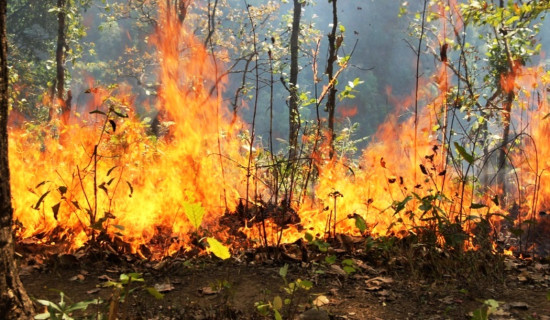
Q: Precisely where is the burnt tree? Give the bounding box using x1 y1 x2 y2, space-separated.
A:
325 0 338 159
0 0 34 317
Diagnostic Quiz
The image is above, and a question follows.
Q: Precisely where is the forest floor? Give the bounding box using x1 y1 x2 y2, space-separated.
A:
16 237 550 320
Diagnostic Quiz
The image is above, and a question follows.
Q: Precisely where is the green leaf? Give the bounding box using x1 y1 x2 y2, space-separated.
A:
470 203 487 209
454 142 475 164
279 263 289 278
34 313 51 320
274 309 282 320
35 300 63 313
394 196 412 214
324 255 337 264
341 259 354 266
183 201 205 229
256 303 270 316
343 265 356 274
297 279 313 290
65 299 101 313
145 287 165 300
505 15 520 25
206 237 230 260
352 213 367 232
273 296 283 310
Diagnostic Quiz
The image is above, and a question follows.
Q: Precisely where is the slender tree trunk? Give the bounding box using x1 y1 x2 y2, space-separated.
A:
326 0 338 159
496 0 515 196
56 0 69 125
0 0 34 317
497 90 514 192
288 0 302 161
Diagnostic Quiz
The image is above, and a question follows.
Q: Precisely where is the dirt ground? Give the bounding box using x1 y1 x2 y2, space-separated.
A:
16 241 550 320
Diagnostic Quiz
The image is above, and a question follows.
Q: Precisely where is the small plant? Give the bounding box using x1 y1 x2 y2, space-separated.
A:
35 291 101 320
255 263 314 320
101 272 163 319
471 299 501 320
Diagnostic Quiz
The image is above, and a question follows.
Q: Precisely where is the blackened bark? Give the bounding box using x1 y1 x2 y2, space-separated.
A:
288 0 302 161
0 0 34 317
326 0 338 159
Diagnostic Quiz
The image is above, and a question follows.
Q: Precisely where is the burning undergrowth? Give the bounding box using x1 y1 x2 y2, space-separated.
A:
7 2 550 262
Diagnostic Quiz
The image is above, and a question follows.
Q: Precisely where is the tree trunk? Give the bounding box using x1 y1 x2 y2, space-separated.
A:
57 0 69 125
288 0 302 162
496 0 516 197
326 0 338 159
496 90 514 193
0 0 34 317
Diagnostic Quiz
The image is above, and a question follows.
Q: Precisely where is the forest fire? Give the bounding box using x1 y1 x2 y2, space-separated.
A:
6 1 550 260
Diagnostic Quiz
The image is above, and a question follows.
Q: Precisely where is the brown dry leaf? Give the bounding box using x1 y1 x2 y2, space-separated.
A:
19 265 34 276
98 274 115 282
504 259 518 271
517 274 528 282
439 296 455 305
365 276 394 291
330 265 347 276
86 288 101 294
534 263 548 271
530 272 545 283
509 301 529 310
313 295 330 307
199 286 219 295
69 274 85 281
377 289 390 297
492 308 511 317
154 283 175 293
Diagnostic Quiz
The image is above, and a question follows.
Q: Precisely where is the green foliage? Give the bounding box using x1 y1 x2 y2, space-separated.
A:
339 77 364 101
305 232 330 252
35 273 162 320
255 263 314 319
35 291 101 320
206 237 231 260
102 272 163 302
471 299 500 320
183 201 205 230
454 142 475 165
8 0 89 117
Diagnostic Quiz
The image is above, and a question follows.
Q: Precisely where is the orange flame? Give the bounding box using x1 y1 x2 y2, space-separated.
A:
7 1 550 258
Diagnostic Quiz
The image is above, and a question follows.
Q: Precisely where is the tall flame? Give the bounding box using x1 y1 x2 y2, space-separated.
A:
7 2 550 257
9 3 249 257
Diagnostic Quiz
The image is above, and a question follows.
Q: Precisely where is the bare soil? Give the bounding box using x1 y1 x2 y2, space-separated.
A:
16 241 550 320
